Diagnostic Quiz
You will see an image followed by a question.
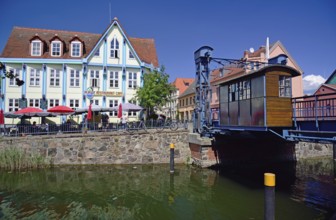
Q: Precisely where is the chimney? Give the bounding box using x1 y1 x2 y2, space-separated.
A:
266 37 270 60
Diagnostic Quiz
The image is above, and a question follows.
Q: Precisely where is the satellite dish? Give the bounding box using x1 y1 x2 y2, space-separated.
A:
249 47 255 53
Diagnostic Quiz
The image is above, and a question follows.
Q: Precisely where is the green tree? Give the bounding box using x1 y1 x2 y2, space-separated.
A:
135 66 176 116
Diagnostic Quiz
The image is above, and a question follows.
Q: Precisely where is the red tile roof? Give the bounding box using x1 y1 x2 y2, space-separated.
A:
1 27 100 59
171 78 194 94
129 37 159 67
1 26 159 67
210 67 245 85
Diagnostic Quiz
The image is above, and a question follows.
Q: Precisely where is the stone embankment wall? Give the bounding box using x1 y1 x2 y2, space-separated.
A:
0 130 191 165
295 142 333 159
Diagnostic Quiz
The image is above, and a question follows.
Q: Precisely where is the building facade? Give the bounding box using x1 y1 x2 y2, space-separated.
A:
178 80 196 121
161 78 193 120
0 18 158 123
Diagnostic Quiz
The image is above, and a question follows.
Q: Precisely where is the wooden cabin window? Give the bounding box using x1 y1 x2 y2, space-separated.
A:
279 76 291 97
229 83 238 102
239 80 251 100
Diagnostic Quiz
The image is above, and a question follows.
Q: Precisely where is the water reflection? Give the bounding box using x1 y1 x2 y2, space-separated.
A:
0 161 335 219
292 158 336 217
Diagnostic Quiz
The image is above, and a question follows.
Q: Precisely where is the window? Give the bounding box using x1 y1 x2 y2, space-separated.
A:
49 99 59 108
94 49 100 57
50 69 60 86
29 99 40 107
8 99 19 112
31 40 41 56
90 70 100 88
29 68 40 86
69 99 79 109
128 100 137 116
109 71 119 88
71 41 81 57
128 72 137 89
109 99 119 116
110 38 119 58
51 41 61 56
239 80 251 100
244 81 251 99
8 68 20 86
129 50 134 59
70 69 80 87
279 76 291 97
93 100 99 105
229 83 238 102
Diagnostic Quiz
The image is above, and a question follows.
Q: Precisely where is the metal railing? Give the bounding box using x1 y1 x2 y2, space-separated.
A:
0 119 190 137
292 93 336 121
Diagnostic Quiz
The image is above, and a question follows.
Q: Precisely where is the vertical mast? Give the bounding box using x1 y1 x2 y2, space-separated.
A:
194 46 213 134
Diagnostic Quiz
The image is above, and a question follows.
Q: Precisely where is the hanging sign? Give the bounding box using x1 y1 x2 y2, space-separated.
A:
84 87 95 100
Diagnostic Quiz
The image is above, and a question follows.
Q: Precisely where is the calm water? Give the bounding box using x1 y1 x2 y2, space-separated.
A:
0 159 335 220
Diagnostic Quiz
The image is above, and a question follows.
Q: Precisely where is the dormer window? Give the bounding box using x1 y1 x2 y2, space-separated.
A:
110 38 119 58
31 40 42 56
71 41 81 57
51 41 62 57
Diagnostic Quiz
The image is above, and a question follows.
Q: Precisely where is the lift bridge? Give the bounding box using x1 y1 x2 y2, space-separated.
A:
193 46 336 150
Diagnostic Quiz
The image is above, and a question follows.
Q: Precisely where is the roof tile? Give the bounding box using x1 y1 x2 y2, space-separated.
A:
1 25 159 67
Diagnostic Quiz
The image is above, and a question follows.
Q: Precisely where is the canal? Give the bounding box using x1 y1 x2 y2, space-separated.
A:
0 158 335 219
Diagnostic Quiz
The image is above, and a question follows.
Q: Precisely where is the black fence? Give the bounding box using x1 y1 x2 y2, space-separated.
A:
0 119 189 137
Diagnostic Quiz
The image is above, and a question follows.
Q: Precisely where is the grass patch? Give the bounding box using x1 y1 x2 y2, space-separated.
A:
0 146 50 171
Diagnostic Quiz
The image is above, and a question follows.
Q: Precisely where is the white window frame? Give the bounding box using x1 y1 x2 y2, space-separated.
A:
110 37 119 58
50 69 60 87
29 99 40 107
29 68 40 86
31 40 41 56
128 72 137 89
109 99 119 117
128 100 137 116
90 70 100 88
109 71 119 88
69 99 79 109
8 98 19 112
51 40 62 57
70 69 80 87
49 99 59 108
8 68 21 86
71 41 81 57
279 76 291 97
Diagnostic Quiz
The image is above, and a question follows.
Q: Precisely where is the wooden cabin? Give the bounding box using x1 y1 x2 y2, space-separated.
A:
218 63 301 128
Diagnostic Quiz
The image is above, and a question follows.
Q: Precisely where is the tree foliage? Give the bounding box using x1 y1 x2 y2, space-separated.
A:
135 66 176 115
0 62 25 86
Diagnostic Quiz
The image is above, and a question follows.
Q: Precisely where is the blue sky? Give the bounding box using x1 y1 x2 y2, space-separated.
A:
1 0 335 94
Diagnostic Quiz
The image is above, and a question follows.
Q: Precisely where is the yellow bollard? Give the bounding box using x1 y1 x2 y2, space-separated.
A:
264 173 276 187
264 173 275 220
170 143 175 149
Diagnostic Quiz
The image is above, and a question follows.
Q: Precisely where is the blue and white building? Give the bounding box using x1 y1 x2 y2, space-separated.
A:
0 17 159 123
